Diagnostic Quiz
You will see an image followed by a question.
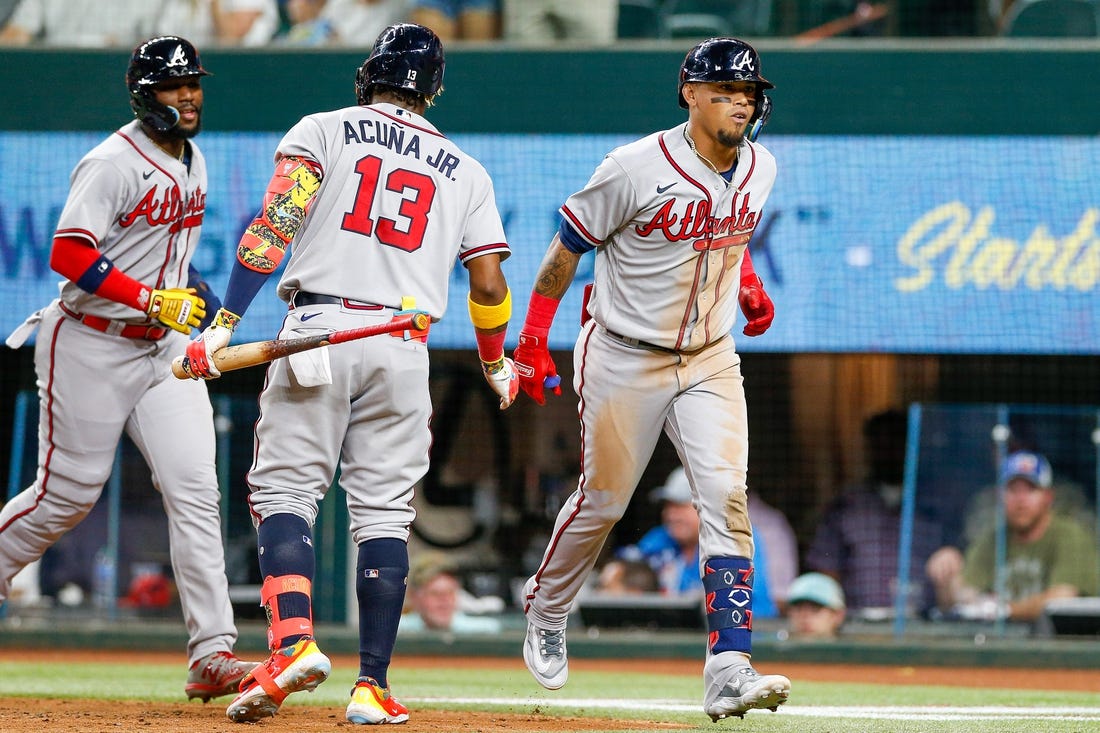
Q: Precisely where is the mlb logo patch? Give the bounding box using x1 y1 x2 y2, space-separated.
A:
363 569 380 579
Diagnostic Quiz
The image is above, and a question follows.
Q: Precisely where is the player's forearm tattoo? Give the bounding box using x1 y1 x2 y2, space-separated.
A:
534 241 581 300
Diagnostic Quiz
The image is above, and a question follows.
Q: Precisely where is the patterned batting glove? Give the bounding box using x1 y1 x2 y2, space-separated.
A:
482 356 519 410
182 308 239 380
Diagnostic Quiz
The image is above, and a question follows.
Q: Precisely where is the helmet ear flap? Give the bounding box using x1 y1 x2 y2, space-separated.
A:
354 63 370 105
128 83 181 133
748 94 772 142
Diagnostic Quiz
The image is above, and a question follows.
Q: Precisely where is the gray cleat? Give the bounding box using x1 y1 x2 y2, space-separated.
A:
703 653 790 721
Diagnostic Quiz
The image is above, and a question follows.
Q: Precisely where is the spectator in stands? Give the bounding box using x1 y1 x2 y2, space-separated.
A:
154 0 279 47
0 0 152 46
805 408 944 618
501 0 616 43
925 451 1100 623
785 572 846 639
272 0 337 45
0 0 20 28
399 550 502 634
749 491 799 614
410 0 498 41
615 467 701 597
319 0 411 46
613 466 792 618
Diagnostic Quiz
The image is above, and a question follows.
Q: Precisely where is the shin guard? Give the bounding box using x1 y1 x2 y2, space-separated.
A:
703 556 754 655
261 574 314 651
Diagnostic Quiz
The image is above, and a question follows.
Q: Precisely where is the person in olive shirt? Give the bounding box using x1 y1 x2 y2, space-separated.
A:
925 451 1100 622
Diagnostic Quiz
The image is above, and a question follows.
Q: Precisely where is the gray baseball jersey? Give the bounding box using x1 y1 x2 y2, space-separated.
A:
0 120 238 665
273 103 509 316
54 120 206 318
246 102 509 544
563 122 776 351
524 124 776 628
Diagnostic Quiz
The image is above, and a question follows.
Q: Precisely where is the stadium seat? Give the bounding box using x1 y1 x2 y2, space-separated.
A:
1001 0 1099 37
618 0 666 39
664 12 731 38
663 0 773 36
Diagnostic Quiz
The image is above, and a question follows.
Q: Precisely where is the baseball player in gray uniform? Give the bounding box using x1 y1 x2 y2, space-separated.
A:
180 24 516 725
0 36 254 701
513 38 791 721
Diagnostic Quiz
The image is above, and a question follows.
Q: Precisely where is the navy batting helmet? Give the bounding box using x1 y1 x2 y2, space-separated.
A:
126 36 210 132
677 37 773 110
355 23 445 106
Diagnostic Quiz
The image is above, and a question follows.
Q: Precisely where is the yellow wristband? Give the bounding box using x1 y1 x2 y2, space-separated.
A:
467 288 511 330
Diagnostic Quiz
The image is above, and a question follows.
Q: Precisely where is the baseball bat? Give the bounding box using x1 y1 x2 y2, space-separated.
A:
172 311 430 380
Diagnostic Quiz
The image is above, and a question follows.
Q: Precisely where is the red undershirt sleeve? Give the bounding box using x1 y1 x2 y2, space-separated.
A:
50 234 149 311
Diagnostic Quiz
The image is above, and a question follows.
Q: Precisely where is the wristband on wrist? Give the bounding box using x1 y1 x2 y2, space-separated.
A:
213 307 242 331
468 288 512 330
474 330 507 364
740 246 758 282
523 291 562 338
481 356 506 374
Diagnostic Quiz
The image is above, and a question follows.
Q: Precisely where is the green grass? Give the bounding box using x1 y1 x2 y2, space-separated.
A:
2 660 1099 732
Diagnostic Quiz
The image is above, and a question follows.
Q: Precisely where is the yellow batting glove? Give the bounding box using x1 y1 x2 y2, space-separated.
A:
146 287 205 334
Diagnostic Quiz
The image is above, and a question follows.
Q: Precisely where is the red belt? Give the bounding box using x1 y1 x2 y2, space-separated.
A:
59 303 168 341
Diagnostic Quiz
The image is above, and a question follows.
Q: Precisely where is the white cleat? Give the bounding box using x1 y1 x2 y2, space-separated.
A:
523 622 568 690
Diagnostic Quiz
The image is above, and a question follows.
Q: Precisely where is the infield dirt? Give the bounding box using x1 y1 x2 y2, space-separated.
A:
2 650 1098 732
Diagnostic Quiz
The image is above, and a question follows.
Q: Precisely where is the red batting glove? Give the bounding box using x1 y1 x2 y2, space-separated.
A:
738 273 774 337
514 332 560 405
513 292 563 405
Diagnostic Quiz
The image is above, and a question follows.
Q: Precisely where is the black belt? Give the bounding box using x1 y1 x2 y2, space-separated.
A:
603 327 678 354
291 292 389 310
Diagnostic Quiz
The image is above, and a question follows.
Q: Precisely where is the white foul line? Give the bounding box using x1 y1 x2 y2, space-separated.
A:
412 696 1100 722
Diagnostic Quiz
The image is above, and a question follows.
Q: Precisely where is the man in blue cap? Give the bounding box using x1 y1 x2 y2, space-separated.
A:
925 451 1099 622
